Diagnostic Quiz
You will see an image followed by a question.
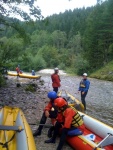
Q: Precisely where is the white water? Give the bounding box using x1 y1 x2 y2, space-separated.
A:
38 69 67 75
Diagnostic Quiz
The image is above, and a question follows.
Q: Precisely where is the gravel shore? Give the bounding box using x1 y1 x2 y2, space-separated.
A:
0 71 113 150
0 75 72 150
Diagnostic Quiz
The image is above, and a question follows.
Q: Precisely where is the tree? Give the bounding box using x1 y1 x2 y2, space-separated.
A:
0 0 42 21
84 0 113 71
51 30 67 50
38 45 59 67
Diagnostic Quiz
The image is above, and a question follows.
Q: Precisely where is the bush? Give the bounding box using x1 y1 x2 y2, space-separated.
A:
25 84 37 92
58 63 66 70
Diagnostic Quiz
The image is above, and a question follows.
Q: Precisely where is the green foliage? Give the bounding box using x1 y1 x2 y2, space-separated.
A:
73 55 90 75
84 0 113 70
32 55 47 71
58 63 66 70
0 0 42 21
18 52 46 72
0 74 6 87
1 0 113 82
25 83 37 92
38 45 59 67
0 36 24 62
90 60 113 81
51 30 67 49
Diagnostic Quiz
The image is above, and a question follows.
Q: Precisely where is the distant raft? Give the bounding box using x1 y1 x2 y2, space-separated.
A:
19 73 41 79
7 71 18 76
0 106 36 150
7 71 41 79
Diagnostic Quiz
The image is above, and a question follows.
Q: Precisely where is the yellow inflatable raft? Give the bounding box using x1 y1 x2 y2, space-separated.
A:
7 71 41 79
0 106 36 150
58 90 84 112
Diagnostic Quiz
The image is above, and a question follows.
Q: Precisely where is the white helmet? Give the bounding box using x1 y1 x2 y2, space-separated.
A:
83 73 88 76
54 68 59 71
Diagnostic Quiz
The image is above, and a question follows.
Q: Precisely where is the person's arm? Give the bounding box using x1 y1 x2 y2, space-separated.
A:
51 74 54 82
44 102 52 111
78 82 81 91
63 108 75 128
84 80 90 92
44 102 52 117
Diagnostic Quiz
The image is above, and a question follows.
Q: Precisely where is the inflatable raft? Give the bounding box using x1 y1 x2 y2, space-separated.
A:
7 71 41 79
66 111 113 150
58 90 84 112
7 71 17 76
57 91 113 149
0 106 36 150
19 73 41 79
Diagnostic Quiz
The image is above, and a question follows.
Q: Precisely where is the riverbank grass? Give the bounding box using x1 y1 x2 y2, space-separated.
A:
90 61 113 81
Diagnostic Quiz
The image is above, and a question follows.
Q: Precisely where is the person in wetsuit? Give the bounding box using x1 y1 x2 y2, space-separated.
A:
33 91 58 136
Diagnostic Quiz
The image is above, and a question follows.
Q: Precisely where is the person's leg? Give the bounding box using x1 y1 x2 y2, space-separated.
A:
81 92 87 110
45 122 62 143
53 87 58 93
56 128 68 150
33 112 47 136
47 126 55 138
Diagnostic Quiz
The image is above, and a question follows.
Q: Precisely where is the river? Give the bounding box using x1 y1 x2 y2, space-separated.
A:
40 73 113 127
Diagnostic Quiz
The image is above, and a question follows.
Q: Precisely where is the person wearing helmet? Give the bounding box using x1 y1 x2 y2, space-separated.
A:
32 70 35 76
51 68 61 93
45 97 85 150
78 73 90 111
33 91 58 136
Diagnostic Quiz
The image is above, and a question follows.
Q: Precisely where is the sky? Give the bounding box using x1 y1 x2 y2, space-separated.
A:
36 0 97 18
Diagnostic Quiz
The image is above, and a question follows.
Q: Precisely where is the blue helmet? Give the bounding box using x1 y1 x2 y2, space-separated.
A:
48 91 57 99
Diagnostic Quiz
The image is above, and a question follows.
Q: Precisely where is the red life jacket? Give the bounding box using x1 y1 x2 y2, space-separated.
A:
51 73 61 87
16 67 20 73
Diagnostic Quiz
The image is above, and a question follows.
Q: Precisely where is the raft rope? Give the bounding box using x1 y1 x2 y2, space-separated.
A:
0 133 16 150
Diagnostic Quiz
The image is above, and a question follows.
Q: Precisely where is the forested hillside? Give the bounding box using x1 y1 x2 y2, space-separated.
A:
0 0 113 78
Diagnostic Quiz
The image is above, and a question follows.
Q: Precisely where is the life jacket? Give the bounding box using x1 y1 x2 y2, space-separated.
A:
71 106 83 127
63 106 83 128
51 73 61 87
16 67 20 73
80 79 86 88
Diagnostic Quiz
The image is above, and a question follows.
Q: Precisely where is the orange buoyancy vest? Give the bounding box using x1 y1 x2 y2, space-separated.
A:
63 106 83 128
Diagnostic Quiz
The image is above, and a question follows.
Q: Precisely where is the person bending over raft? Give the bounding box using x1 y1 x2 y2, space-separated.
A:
45 97 85 150
33 91 58 136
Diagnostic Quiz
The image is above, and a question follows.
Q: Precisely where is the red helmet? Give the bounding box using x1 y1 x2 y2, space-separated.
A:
54 98 67 108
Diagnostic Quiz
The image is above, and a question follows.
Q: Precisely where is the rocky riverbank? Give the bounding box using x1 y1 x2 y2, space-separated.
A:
0 75 72 150
0 70 113 150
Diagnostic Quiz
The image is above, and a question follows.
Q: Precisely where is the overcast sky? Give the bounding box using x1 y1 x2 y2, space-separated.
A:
37 0 97 18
